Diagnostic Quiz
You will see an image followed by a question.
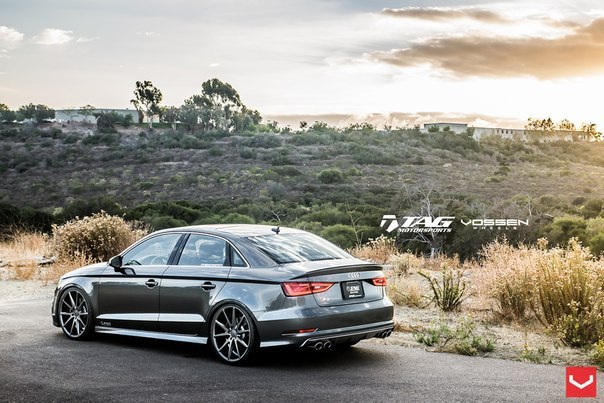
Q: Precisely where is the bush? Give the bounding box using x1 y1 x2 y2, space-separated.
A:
414 317 495 356
349 235 397 263
52 212 147 262
478 238 604 346
419 266 467 311
320 224 357 249
387 276 424 307
318 168 344 184
592 340 604 370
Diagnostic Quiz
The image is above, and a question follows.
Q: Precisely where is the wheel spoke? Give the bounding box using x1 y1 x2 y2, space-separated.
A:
76 317 86 332
235 337 248 349
222 311 232 327
231 308 236 329
70 318 76 334
233 339 240 357
215 320 228 332
214 332 229 337
218 339 229 352
68 293 76 310
227 339 234 359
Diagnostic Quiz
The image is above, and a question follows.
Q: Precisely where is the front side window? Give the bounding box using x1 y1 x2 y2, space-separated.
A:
177 234 228 266
122 234 182 266
246 233 352 264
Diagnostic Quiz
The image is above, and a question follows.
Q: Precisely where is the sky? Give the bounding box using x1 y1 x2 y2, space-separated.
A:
1 0 604 129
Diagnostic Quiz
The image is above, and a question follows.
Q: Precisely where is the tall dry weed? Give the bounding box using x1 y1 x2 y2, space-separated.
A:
478 238 604 346
349 235 397 263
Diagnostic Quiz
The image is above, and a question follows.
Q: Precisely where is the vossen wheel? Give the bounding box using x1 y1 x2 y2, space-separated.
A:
58 287 94 340
210 304 256 364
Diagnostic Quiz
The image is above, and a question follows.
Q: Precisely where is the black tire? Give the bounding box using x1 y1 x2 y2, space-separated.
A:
210 304 257 365
57 287 94 340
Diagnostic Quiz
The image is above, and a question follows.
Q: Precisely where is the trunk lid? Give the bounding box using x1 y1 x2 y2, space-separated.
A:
285 258 385 307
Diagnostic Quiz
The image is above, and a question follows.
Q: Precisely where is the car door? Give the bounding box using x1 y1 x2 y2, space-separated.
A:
158 234 234 335
97 233 183 332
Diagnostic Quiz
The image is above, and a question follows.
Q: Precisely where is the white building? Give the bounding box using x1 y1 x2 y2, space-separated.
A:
422 122 579 142
55 108 156 124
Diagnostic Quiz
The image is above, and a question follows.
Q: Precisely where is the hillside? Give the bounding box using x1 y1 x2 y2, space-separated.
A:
1 123 603 257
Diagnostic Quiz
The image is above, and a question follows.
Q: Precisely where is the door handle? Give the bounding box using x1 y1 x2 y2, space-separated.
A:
201 282 216 291
145 279 159 288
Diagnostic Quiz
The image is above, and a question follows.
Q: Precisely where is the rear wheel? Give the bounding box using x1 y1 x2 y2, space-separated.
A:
58 287 94 340
210 304 256 364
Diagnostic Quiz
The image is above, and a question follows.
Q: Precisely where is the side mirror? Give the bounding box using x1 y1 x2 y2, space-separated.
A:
109 255 123 270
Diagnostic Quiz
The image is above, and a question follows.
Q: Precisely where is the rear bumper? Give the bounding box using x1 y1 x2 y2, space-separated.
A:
255 298 394 348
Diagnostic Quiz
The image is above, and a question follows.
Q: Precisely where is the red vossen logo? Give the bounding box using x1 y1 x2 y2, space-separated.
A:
566 367 597 398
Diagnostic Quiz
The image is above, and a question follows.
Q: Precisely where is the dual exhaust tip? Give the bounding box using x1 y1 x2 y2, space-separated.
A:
309 329 392 350
376 329 392 339
312 340 333 351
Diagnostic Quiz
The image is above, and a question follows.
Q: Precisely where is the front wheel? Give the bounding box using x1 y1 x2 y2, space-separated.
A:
58 287 94 340
210 304 256 364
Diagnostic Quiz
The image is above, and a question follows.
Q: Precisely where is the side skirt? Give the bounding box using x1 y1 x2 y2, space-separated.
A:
95 326 208 345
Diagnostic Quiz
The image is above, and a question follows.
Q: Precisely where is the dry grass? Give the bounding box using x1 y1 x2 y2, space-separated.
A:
52 212 147 262
476 238 604 346
387 276 424 307
349 235 397 263
0 231 49 281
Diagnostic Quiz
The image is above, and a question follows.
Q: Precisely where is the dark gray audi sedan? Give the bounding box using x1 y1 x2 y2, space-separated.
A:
51 224 394 364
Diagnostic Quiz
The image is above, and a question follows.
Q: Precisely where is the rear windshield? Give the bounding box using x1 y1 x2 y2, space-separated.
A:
246 233 352 264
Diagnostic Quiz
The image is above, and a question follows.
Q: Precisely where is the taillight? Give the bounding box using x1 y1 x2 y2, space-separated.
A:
282 282 334 297
371 276 387 287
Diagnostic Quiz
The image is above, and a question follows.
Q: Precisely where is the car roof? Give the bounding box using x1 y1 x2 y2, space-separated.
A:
156 224 305 238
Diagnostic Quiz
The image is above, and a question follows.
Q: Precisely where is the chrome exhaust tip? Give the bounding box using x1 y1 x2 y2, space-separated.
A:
314 341 324 351
323 340 332 349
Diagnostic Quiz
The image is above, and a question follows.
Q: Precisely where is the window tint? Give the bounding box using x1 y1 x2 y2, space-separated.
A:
122 234 181 266
231 248 246 267
177 234 228 266
246 233 351 264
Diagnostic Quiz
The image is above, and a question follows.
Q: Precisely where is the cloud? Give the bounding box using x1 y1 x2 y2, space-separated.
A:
33 28 74 45
370 17 604 79
381 7 509 24
76 37 100 43
0 26 24 43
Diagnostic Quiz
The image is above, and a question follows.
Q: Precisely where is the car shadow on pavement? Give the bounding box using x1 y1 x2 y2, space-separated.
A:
90 333 388 368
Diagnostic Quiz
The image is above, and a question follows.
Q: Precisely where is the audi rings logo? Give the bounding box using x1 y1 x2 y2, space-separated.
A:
348 272 361 279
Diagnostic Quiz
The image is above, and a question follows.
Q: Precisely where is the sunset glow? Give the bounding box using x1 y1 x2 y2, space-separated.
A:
1 1 603 128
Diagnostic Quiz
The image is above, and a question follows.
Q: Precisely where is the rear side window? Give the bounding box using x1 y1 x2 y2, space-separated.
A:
246 233 351 264
177 234 228 266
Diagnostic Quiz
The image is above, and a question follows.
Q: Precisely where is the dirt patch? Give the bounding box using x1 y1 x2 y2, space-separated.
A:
0 280 55 303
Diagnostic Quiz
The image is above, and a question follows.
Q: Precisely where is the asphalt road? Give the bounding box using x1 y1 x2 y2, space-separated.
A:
0 296 601 402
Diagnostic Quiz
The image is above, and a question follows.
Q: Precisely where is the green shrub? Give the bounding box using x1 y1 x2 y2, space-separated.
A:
414 317 495 356
52 212 147 262
592 340 604 370
318 168 344 184
320 224 357 249
419 266 467 311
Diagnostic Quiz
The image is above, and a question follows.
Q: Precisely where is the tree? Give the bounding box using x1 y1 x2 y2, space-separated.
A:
0 103 16 123
161 106 180 130
79 105 96 123
17 103 54 124
557 119 576 131
130 80 163 129
191 78 245 132
580 122 599 141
